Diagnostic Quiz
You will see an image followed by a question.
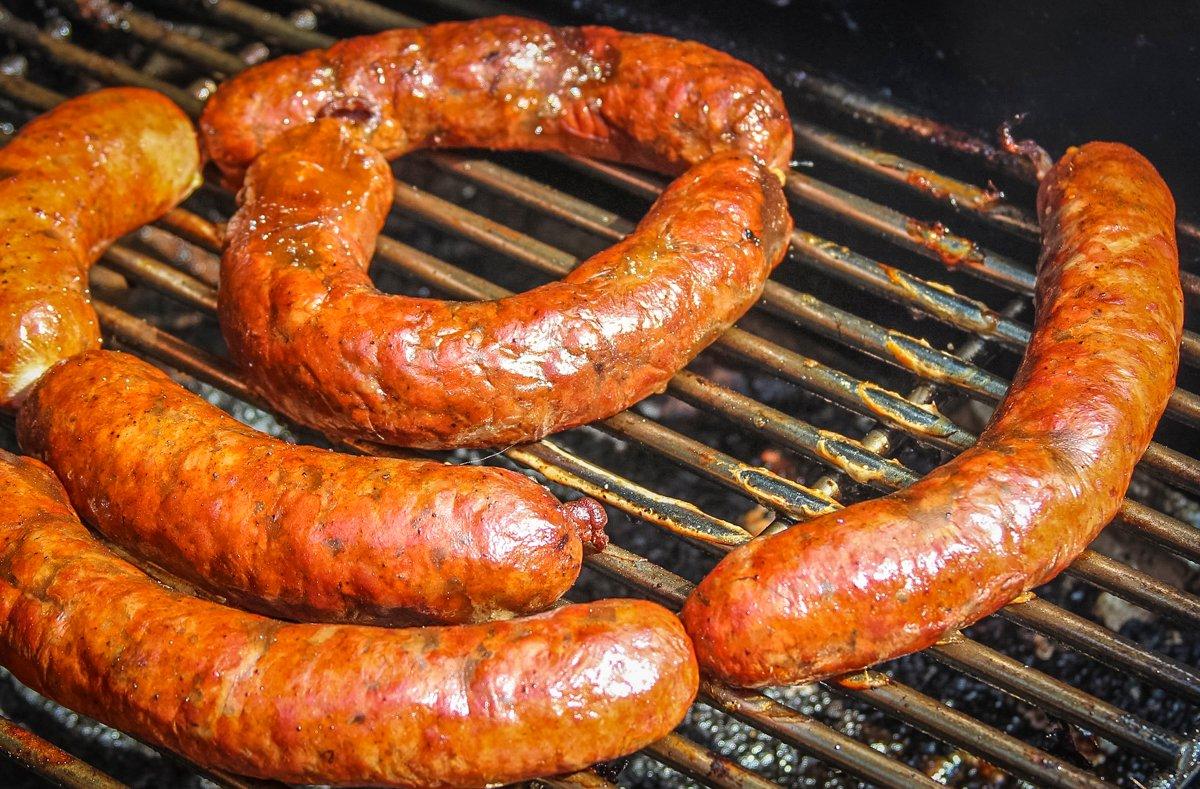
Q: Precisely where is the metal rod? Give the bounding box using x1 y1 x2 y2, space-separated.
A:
930 635 1183 762
536 772 618 789
835 675 1112 789
697 681 944 789
0 716 125 789
643 733 781 789
791 119 1039 238
998 595 1200 704
0 8 201 115
161 0 330 50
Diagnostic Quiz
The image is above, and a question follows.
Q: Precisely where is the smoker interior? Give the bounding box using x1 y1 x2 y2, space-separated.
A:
0 0 1198 786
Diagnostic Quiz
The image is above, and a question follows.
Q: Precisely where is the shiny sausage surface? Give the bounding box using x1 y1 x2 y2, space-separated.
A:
220 119 790 447
0 449 697 786
199 15 793 183
681 142 1183 687
18 350 604 625
0 88 200 408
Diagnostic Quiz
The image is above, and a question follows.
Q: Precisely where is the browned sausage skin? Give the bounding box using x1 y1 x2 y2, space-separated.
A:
681 143 1183 687
0 88 200 408
200 15 793 448
0 449 697 786
220 120 790 447
18 349 603 625
199 16 793 184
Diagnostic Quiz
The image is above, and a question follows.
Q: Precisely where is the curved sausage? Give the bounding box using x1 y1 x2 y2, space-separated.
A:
18 349 605 626
199 15 793 449
681 143 1183 687
0 87 200 409
198 15 793 184
0 449 697 786
219 120 790 448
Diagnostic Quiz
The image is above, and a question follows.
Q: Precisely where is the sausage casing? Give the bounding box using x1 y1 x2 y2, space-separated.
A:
18 350 603 625
0 88 200 408
0 449 697 786
219 120 790 447
682 143 1183 687
199 15 793 183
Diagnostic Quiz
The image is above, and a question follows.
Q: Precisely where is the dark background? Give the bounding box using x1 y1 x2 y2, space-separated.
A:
524 0 1200 217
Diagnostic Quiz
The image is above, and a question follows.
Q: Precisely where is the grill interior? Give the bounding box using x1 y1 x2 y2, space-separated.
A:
0 0 1198 786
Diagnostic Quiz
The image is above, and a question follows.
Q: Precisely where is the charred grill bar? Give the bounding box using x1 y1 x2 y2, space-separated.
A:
0 0 1197 786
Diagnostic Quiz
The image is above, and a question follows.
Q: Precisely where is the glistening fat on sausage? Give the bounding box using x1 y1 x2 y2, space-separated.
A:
0 449 698 787
220 120 790 448
18 350 605 625
199 15 793 184
0 87 200 409
200 16 794 448
681 142 1183 688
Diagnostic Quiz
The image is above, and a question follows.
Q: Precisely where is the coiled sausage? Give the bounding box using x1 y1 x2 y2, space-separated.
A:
200 16 793 448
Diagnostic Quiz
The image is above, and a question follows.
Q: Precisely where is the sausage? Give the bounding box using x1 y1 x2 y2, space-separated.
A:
218 120 790 448
0 87 200 409
0 448 697 786
681 142 1183 687
18 349 606 626
199 15 793 449
198 15 793 184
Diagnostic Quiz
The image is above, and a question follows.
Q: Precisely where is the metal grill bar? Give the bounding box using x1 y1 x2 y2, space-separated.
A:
644 734 779 789
0 716 123 789
0 1 1195 781
791 120 1039 238
787 69 1200 246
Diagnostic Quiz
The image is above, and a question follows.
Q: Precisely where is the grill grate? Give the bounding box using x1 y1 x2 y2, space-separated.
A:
0 0 1198 786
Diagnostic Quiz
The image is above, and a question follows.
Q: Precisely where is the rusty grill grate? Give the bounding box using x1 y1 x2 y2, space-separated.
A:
0 0 1198 786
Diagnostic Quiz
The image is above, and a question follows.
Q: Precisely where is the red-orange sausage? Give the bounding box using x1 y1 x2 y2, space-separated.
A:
199 15 793 184
682 143 1183 687
219 120 789 448
200 15 794 449
0 449 697 786
18 349 604 626
0 88 200 409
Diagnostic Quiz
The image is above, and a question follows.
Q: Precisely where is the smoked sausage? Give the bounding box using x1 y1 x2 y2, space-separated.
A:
681 143 1183 687
0 88 200 408
198 15 792 184
219 120 789 447
18 349 605 625
0 449 697 786
199 16 793 448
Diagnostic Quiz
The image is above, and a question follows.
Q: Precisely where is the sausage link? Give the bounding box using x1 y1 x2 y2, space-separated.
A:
681 143 1183 687
220 120 790 448
18 350 603 625
198 15 793 184
0 449 697 786
201 16 793 449
0 88 200 409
